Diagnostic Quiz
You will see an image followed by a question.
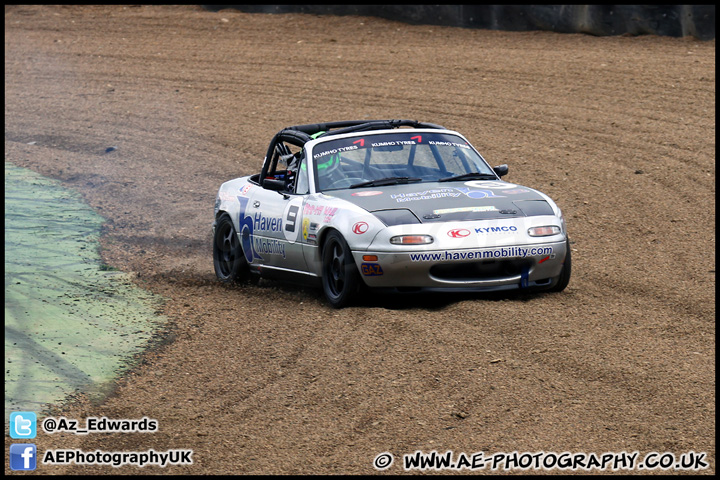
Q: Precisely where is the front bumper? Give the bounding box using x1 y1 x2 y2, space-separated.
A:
352 240 567 290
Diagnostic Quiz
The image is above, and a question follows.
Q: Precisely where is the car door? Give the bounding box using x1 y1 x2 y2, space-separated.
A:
242 185 307 272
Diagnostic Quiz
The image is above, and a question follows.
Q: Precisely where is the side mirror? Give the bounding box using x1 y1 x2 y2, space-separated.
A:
493 164 509 177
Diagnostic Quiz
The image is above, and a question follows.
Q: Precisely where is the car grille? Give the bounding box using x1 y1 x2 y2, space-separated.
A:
429 259 531 281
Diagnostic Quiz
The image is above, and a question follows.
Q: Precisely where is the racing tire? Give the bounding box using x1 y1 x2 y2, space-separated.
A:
321 230 361 308
213 213 252 283
548 237 571 292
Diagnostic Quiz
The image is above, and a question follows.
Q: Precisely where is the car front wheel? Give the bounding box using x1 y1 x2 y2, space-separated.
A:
321 230 361 308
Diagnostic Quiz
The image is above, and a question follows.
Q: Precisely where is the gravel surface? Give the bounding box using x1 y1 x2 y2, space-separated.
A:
4 5 715 475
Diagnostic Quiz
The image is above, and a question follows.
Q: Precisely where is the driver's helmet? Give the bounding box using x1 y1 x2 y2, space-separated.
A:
316 152 342 178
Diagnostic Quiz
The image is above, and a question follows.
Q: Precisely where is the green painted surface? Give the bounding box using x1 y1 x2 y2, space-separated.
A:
5 162 165 419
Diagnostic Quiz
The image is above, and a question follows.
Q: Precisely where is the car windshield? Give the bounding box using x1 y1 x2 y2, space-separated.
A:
311 131 497 192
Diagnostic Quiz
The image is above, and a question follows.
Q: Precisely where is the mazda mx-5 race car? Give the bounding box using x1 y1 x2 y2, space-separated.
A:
213 120 571 307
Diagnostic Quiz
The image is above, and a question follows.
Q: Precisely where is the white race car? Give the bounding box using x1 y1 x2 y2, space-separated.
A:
213 120 570 307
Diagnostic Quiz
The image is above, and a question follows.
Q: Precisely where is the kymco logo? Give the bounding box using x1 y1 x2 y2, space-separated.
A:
352 222 369 234
447 229 470 238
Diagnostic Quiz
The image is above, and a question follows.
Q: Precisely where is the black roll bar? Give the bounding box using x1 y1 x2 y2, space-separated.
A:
258 120 447 187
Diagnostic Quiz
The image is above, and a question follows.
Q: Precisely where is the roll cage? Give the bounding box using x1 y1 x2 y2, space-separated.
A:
257 120 446 190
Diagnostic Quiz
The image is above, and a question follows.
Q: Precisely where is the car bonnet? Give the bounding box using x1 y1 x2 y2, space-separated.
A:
325 181 555 224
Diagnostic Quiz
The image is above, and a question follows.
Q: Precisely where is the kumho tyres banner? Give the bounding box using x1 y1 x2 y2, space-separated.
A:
4 162 166 417
204 5 715 40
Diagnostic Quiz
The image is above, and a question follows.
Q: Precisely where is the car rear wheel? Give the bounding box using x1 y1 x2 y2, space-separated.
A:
213 213 252 283
548 237 571 292
321 230 361 308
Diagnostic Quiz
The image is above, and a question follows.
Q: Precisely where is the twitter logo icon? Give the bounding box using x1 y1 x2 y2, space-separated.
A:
10 412 37 439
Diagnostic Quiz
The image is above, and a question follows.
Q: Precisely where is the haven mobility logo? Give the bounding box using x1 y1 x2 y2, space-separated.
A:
236 196 262 263
10 444 37 471
10 411 37 439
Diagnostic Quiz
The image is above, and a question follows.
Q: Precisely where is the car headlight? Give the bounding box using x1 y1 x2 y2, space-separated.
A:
390 235 434 245
528 226 561 237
